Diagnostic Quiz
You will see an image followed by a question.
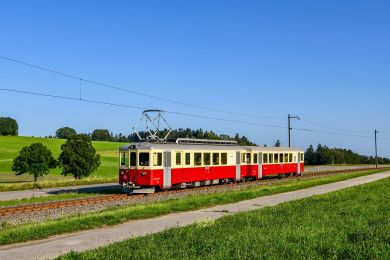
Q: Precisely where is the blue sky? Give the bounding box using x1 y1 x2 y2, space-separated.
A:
0 0 389 157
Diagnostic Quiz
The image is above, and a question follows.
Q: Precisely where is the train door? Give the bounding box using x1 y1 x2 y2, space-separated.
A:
235 151 241 181
203 152 211 180
258 152 263 179
245 152 252 177
163 151 172 189
246 153 251 177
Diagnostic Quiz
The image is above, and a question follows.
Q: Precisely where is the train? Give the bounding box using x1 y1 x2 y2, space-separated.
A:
118 138 304 194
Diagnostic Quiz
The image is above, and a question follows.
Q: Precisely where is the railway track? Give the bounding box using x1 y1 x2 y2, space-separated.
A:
0 167 384 217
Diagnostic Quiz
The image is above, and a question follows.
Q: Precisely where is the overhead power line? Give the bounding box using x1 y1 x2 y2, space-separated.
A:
1 55 389 140
0 88 286 129
0 55 284 120
299 119 371 134
2 87 390 141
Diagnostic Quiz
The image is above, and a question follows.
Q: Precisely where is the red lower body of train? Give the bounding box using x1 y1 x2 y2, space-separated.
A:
119 163 304 191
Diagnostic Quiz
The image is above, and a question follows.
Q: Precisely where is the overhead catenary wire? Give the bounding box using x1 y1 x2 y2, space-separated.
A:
292 127 372 139
299 119 372 134
0 87 286 129
0 55 284 120
1 55 390 141
2 86 390 141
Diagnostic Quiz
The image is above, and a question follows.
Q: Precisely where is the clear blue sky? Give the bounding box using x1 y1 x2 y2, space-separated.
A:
0 0 389 157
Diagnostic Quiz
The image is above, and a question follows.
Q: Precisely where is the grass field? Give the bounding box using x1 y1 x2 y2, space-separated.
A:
60 176 390 259
0 136 124 185
0 169 384 246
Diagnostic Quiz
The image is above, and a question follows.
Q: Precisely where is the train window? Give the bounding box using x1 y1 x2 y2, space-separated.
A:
185 153 191 165
253 154 258 164
130 152 136 166
263 153 268 163
153 152 162 166
241 153 246 163
204 153 211 165
279 153 284 163
294 155 297 162
289 153 293 163
284 153 288 163
269 153 273 163
194 153 202 166
221 153 227 165
212 153 220 165
176 152 181 166
121 152 128 166
139 152 150 166
246 153 251 164
274 153 279 163
301 153 304 161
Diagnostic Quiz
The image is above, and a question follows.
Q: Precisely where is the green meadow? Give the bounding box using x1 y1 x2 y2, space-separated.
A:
0 169 384 246
0 136 124 188
60 176 390 259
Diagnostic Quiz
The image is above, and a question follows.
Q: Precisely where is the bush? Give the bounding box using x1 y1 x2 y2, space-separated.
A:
0 117 18 136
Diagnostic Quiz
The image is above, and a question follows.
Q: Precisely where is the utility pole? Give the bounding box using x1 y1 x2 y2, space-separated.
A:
288 114 300 147
375 129 378 169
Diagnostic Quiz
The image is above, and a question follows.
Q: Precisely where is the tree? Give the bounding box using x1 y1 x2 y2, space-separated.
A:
305 145 316 165
0 117 18 136
58 134 101 179
91 129 112 141
56 127 77 139
274 140 281 147
12 143 57 182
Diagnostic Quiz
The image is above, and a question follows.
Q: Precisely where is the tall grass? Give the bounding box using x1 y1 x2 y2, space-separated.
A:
60 176 390 259
0 169 384 246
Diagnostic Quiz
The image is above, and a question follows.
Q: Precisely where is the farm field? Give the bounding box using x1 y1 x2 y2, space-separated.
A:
60 176 390 259
0 136 124 185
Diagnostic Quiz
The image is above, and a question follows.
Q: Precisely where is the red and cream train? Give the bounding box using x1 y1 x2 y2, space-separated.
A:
118 138 304 194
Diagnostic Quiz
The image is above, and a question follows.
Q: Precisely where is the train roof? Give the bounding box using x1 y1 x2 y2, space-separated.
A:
119 142 303 152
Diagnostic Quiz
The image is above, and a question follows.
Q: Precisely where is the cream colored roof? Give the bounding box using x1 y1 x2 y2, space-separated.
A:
120 142 303 152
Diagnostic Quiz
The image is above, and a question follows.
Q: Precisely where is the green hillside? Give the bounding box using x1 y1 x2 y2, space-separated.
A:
0 136 124 184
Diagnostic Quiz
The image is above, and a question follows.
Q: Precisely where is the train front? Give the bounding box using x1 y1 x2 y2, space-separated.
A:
118 144 158 194
119 144 141 193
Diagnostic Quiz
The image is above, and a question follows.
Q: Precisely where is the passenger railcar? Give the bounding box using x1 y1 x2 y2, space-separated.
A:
119 138 304 194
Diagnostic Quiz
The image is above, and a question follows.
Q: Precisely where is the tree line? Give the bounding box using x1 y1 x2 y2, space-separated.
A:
304 144 390 165
53 126 257 146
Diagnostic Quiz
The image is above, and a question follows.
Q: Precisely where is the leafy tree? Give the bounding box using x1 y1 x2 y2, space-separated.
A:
274 140 281 147
58 134 101 179
91 129 112 141
12 143 57 182
56 127 77 139
0 117 18 136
